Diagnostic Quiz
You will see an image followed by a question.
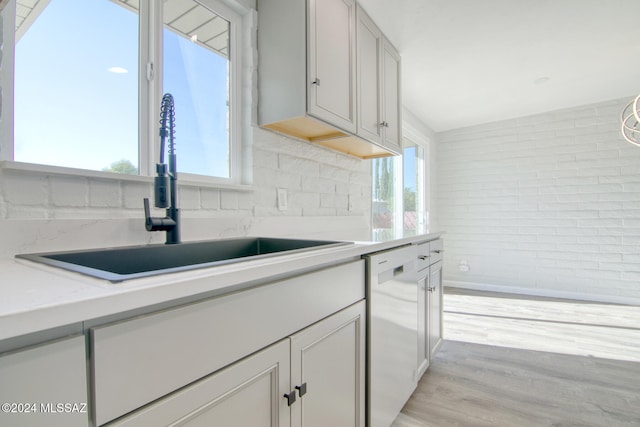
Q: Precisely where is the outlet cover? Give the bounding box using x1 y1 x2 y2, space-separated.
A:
277 188 288 211
458 260 470 272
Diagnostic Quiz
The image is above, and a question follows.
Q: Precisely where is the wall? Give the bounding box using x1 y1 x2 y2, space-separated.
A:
0 2 372 260
436 97 640 304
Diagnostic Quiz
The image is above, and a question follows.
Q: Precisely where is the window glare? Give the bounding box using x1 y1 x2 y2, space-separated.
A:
163 0 231 178
14 0 139 174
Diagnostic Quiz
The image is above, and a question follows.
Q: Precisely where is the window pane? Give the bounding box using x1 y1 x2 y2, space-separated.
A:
403 145 419 236
163 0 230 178
14 0 139 174
403 142 426 236
372 157 398 241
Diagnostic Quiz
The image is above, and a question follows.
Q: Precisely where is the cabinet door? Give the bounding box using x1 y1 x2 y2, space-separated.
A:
290 301 366 427
356 6 382 144
0 335 88 427
381 38 401 151
429 261 443 357
417 271 429 378
308 0 357 133
107 340 291 427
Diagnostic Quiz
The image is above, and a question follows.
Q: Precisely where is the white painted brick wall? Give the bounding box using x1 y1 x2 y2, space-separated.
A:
0 127 371 246
436 97 640 303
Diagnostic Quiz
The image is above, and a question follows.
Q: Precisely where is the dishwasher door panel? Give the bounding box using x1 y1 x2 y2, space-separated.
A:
366 245 418 427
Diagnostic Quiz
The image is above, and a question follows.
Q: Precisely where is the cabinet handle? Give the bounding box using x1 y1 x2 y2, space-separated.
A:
418 255 430 260
379 121 388 128
284 390 297 406
295 382 308 397
311 78 320 86
431 249 443 254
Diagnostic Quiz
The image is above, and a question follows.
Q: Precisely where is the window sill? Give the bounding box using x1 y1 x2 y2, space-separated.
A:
0 161 254 192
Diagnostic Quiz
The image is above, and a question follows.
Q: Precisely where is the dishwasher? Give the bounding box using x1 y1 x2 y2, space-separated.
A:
365 245 418 427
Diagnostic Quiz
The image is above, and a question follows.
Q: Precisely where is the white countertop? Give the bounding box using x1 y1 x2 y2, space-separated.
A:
0 233 442 342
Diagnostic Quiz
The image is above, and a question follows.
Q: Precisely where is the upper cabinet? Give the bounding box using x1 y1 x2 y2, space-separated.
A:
258 0 402 159
308 0 357 134
356 6 402 154
381 37 402 152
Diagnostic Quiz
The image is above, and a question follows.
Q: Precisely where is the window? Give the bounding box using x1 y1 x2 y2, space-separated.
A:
7 0 242 182
402 141 427 237
372 131 429 240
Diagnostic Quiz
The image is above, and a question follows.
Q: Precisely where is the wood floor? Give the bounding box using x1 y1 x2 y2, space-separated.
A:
392 288 640 427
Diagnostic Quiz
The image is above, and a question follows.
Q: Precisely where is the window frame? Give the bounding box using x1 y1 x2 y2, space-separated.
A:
0 0 248 186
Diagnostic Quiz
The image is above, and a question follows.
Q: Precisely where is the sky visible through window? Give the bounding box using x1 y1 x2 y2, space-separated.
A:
14 0 230 178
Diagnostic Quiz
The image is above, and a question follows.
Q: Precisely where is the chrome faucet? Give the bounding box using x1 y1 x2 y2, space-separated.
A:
143 93 181 244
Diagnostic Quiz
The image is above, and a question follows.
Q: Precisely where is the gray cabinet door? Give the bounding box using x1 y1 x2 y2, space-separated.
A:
429 260 443 357
0 335 88 427
417 272 429 377
107 339 291 427
356 6 382 144
290 301 366 427
381 38 402 152
308 0 357 133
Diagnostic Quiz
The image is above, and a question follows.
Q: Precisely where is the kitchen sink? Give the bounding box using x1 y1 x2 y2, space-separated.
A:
16 237 351 282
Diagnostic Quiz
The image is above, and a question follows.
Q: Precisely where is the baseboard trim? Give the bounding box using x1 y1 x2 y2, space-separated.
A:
444 280 640 306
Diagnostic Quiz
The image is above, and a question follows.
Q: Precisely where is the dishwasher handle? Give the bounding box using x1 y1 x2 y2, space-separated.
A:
377 261 414 284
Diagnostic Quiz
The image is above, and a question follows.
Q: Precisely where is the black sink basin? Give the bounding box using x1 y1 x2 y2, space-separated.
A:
16 237 350 282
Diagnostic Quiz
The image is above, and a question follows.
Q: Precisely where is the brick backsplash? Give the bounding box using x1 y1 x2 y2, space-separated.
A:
0 127 371 224
436 97 640 302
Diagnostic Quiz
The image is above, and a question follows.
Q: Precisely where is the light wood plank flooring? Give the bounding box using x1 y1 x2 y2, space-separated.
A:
393 288 640 427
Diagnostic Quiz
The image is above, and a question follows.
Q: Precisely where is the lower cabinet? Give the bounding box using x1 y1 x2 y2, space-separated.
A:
107 301 366 427
0 335 88 427
91 261 364 425
416 239 444 380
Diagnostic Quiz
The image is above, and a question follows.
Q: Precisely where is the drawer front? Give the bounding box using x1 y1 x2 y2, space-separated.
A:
429 239 444 264
91 260 364 426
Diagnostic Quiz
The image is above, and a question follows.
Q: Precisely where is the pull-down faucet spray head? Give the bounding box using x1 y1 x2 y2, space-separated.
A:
143 93 180 244
155 93 175 208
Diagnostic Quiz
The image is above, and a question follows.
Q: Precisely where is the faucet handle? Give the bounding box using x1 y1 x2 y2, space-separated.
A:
143 197 176 232
143 198 153 230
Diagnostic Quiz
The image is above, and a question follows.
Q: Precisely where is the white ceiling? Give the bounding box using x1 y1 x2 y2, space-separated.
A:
357 0 640 132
